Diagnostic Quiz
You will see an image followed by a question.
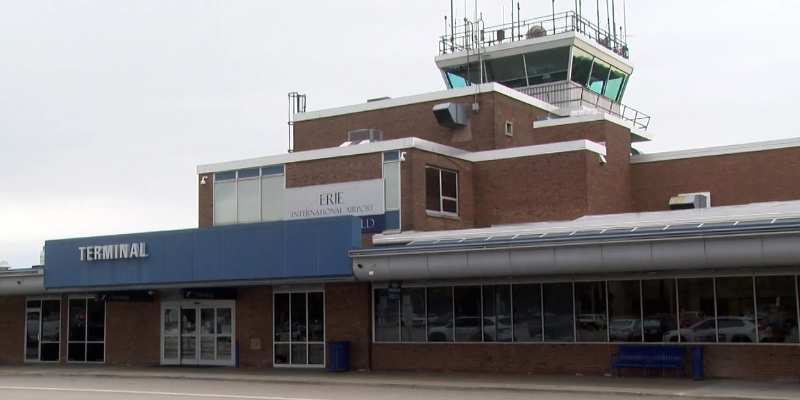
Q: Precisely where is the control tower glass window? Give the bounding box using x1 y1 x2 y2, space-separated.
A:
588 59 611 95
604 67 627 102
570 48 594 87
485 55 528 88
524 47 570 86
443 63 483 88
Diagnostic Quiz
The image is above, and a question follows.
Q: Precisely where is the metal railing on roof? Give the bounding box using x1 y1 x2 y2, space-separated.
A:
520 81 651 130
439 11 629 59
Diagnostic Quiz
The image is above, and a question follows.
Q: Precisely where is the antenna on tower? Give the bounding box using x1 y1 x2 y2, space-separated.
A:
287 92 306 153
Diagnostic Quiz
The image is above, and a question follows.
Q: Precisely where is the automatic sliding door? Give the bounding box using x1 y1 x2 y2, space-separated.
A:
180 307 199 365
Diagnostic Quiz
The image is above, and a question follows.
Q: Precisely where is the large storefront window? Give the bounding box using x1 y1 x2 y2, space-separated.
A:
25 298 61 362
274 291 325 366
372 275 800 345
68 297 106 362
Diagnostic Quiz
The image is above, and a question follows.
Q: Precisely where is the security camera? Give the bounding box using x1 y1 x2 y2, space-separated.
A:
399 151 407 162
200 176 207 185
369 270 375 276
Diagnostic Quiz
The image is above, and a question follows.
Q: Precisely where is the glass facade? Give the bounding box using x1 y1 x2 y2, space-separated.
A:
569 47 628 102
373 275 800 344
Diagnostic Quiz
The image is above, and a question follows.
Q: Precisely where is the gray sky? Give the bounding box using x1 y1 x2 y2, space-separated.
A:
2 0 798 269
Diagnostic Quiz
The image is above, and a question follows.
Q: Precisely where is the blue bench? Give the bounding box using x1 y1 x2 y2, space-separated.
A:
610 344 686 379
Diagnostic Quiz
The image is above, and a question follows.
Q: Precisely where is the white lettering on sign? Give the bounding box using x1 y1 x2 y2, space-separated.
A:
283 179 385 220
79 243 149 261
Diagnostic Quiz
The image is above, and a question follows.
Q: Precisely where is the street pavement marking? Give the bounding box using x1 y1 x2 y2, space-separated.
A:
0 386 329 400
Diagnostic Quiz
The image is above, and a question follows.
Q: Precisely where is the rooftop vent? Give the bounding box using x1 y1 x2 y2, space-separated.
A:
432 102 467 128
669 192 711 210
367 96 391 102
340 129 383 147
0 260 10 270
526 25 548 39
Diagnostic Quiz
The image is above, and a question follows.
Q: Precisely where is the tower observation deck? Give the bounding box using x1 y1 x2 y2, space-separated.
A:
435 7 650 130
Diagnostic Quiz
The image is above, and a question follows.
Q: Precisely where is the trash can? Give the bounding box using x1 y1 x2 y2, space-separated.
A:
327 341 350 372
691 346 704 381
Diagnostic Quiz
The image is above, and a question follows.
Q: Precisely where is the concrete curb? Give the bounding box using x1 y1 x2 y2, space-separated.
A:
0 370 794 400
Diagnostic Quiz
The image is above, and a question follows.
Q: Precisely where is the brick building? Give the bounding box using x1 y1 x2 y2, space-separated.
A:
1 10 799 380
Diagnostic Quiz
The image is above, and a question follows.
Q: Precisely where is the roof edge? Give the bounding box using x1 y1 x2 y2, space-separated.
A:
197 138 606 174
631 137 800 164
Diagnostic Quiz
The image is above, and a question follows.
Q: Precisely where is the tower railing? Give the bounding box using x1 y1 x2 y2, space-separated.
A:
517 81 650 130
439 11 628 59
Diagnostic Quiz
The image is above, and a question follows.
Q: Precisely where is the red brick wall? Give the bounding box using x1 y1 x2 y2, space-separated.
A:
325 282 371 371
292 92 551 153
0 296 24 364
286 154 382 188
199 173 213 227
585 122 632 215
371 343 800 380
236 286 273 367
372 343 615 375
631 147 800 212
473 152 589 228
105 296 161 365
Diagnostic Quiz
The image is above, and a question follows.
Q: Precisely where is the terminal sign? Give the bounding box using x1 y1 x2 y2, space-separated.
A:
79 243 149 261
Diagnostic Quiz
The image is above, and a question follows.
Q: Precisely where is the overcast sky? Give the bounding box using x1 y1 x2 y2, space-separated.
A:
1 0 798 269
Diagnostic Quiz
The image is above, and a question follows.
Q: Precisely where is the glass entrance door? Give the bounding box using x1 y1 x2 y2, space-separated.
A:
273 291 325 367
161 301 235 366
25 299 61 362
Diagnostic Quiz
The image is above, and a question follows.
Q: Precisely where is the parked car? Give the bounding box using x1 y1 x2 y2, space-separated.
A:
609 318 642 342
663 316 771 343
428 316 514 342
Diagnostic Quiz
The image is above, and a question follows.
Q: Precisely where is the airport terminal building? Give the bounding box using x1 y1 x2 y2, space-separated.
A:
1 11 799 380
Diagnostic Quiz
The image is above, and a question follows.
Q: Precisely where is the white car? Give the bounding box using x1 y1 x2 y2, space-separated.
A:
428 316 514 342
663 316 771 343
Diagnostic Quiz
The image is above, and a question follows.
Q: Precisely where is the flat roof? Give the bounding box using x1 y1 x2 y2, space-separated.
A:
197 138 606 174
292 82 558 123
371 200 800 246
631 137 800 163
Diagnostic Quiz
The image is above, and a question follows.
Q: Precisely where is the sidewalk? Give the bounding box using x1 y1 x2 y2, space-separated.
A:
1 364 799 400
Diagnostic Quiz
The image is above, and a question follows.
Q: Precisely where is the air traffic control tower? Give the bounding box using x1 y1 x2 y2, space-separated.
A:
435 7 650 131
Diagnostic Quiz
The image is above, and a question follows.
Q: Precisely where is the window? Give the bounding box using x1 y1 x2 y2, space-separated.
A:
641 279 678 343
677 278 716 343
607 280 641 342
261 175 284 221
524 46 570 85
425 166 458 215
213 165 285 226
570 47 594 87
67 297 105 362
604 67 627 101
383 151 401 230
575 281 607 342
214 175 236 225
504 121 513 136
237 169 260 223
588 59 611 94
485 55 528 88
543 282 574 342
512 283 542 342
371 275 800 345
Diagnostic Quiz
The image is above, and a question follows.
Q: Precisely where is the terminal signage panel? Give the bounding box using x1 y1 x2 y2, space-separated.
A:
95 290 154 302
283 179 386 231
182 287 238 300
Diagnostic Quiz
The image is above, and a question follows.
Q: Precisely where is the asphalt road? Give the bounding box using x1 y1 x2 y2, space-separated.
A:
0 375 674 400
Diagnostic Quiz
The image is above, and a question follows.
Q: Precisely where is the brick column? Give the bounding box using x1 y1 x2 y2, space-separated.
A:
325 282 371 370
235 285 273 367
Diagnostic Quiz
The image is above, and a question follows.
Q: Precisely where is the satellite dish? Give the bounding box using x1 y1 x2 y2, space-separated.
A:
526 25 548 39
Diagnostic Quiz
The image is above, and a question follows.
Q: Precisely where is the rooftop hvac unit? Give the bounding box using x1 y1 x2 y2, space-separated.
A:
347 129 383 143
0 260 10 270
669 192 711 210
432 102 467 128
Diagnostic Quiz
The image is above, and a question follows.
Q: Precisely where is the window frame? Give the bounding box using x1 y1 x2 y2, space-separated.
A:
425 165 459 217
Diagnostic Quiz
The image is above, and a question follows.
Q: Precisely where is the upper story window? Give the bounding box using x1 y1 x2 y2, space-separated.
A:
213 165 285 226
425 166 458 215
